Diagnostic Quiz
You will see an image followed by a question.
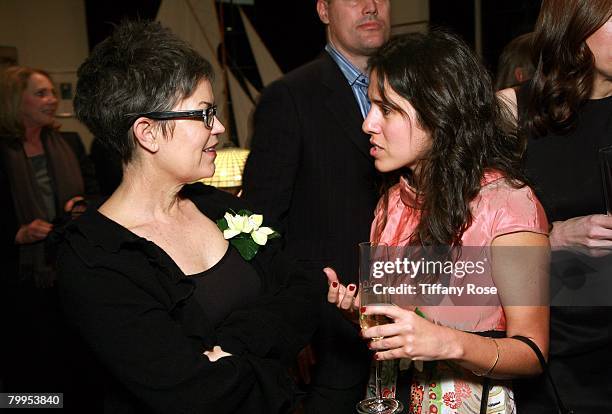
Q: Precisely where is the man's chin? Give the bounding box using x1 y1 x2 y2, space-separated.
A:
359 43 385 57
358 36 389 54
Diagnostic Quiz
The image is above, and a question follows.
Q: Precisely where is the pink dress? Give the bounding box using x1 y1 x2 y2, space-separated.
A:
369 171 548 414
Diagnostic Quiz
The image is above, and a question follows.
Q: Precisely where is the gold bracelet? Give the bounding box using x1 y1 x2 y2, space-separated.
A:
473 338 500 377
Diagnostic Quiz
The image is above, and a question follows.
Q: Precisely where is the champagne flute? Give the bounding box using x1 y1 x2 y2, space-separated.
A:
356 242 403 414
599 145 612 215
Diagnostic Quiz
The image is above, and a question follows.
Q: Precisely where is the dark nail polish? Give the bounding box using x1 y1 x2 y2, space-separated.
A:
332 281 338 288
348 285 356 291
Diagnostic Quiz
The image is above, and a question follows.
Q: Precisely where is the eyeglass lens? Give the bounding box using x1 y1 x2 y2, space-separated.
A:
204 106 216 128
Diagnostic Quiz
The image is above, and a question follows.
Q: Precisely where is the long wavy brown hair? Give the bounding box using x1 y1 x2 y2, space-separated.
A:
370 30 526 246
522 0 612 137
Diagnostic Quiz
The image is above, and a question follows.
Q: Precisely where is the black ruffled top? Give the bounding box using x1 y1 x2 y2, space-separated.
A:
57 183 323 414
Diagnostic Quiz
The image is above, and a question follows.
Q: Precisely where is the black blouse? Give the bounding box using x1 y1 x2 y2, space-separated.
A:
57 184 324 414
515 82 612 412
191 245 261 327
521 90 612 222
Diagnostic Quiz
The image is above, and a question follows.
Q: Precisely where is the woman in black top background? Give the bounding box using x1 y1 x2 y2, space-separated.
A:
58 20 321 413
499 0 612 411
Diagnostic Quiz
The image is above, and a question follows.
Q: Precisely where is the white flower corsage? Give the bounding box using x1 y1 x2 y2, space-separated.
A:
217 209 280 260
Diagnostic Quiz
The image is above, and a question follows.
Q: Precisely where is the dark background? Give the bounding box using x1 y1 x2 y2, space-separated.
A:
84 0 542 89
83 0 542 144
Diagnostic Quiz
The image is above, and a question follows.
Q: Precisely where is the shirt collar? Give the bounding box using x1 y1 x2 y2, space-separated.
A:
398 170 506 208
65 184 221 254
325 43 369 88
399 176 421 208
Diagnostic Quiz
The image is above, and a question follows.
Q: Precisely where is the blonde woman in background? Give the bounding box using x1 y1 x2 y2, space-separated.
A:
0 66 98 393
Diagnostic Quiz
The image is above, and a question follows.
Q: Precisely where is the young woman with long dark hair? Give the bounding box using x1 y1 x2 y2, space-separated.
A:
327 30 550 413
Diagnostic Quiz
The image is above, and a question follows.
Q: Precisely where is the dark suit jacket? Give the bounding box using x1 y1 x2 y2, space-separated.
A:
89 138 123 196
242 52 379 388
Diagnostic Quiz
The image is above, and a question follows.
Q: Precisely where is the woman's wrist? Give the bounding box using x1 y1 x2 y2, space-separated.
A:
471 338 500 377
446 330 502 377
442 326 466 361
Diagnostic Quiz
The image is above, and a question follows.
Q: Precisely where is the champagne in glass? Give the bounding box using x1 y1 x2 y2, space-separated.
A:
359 312 393 332
356 242 403 414
359 284 393 340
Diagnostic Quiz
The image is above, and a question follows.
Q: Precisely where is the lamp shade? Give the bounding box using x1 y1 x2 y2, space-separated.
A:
200 147 250 188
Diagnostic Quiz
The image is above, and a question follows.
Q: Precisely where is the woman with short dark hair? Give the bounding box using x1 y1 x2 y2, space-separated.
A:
59 20 320 413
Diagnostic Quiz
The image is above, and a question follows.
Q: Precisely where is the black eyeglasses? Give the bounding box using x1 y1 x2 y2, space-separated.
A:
125 105 217 129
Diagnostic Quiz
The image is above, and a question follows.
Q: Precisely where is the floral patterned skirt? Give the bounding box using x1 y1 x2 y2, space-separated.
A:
366 359 515 414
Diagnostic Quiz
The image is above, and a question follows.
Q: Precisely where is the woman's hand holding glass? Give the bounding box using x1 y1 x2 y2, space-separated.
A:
361 305 459 362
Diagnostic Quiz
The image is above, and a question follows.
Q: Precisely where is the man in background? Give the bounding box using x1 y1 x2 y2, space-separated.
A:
242 1 390 412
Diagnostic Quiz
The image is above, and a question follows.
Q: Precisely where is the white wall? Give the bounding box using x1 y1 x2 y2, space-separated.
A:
0 0 93 149
390 0 430 35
